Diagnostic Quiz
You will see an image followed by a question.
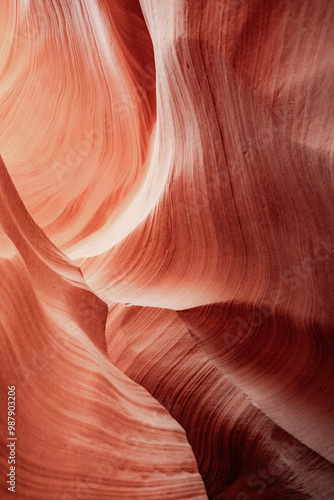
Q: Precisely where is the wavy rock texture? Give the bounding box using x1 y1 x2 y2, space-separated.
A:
0 158 207 499
0 0 334 499
106 303 334 499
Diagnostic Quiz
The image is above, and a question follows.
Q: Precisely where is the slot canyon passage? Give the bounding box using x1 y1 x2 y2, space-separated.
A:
0 0 333 498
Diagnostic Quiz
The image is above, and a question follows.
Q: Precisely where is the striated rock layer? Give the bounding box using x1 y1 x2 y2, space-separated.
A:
106 303 334 499
0 157 207 499
0 0 334 498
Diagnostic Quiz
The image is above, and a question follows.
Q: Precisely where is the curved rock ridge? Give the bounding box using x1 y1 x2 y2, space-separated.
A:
178 302 334 465
106 302 334 499
0 0 333 498
78 0 334 313
0 156 107 352
0 0 157 254
0 157 207 499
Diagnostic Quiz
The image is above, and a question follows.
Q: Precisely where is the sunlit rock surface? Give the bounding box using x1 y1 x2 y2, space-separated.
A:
0 157 207 499
106 304 334 499
0 0 333 498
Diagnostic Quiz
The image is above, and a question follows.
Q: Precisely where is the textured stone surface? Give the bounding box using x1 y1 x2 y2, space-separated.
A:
0 0 333 498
